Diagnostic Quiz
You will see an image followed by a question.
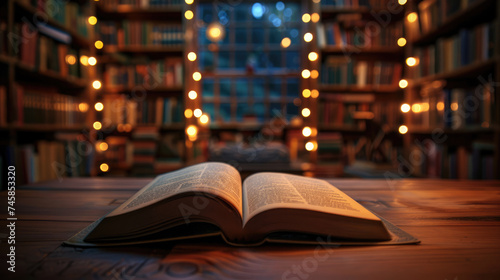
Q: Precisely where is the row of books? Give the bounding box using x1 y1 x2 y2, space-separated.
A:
413 22 495 78
98 0 183 8
15 23 89 79
418 0 481 34
410 141 494 179
131 126 159 176
99 21 183 47
316 21 403 48
104 58 183 88
19 0 90 38
320 0 394 9
0 135 94 185
102 95 183 127
11 85 87 126
321 57 402 86
411 85 494 130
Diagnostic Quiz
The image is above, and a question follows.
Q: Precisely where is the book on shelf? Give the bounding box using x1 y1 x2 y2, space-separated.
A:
64 162 419 247
414 21 495 78
320 0 391 9
317 21 403 48
104 57 183 88
98 0 183 9
321 56 402 86
102 136 133 168
317 133 343 166
131 126 159 176
99 21 183 47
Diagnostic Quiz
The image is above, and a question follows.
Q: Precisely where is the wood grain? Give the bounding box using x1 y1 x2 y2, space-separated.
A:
0 178 499 279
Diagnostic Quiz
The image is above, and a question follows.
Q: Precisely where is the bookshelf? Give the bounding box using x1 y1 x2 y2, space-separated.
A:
0 0 97 187
93 0 186 176
403 0 499 179
308 0 406 176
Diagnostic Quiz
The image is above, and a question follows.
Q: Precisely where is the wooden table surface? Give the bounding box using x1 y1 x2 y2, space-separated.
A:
1 178 500 279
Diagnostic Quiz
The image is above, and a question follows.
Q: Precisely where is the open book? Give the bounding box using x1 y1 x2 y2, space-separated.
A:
65 162 419 247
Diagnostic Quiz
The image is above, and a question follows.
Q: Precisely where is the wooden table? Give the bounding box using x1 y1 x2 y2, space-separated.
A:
1 178 500 279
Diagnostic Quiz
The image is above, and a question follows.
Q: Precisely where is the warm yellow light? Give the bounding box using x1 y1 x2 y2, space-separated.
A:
98 142 108 152
281 37 291 48
92 80 102 89
93 121 102 130
100 163 109 172
308 52 318 61
185 0 194 4
305 141 315 151
187 52 197 61
88 16 97 25
78 103 88 112
313 0 321 3
399 79 408 88
397 37 407 47
206 22 225 42
301 69 311 79
80 55 88 66
311 89 319 98
209 26 221 38
407 12 418 23
302 108 311 117
185 10 194 20
401 103 411 113
184 109 193 118
304 32 313 42
451 102 458 111
302 89 311 98
94 40 103 49
406 57 417 66
88 57 97 66
302 13 311 23
65 54 76 65
310 70 319 79
436 101 445 111
194 108 202 118
188 90 197 100
200 114 209 124
311 13 320 23
186 125 198 136
421 102 430 112
94 102 104 111
412 103 421 113
398 0 407 4
302 126 312 137
124 124 132 132
399 125 408 134
193 72 202 81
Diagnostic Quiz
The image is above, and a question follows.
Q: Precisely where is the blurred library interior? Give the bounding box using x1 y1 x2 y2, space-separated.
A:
0 0 498 187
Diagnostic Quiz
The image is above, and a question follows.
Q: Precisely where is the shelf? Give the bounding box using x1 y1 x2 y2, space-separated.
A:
0 54 15 66
408 126 497 135
96 5 182 21
202 70 300 78
318 84 402 94
101 46 183 56
320 6 404 21
412 58 497 87
1 124 89 132
15 61 88 89
412 0 496 46
321 46 404 58
318 125 364 133
102 86 183 95
14 0 91 48
159 123 185 131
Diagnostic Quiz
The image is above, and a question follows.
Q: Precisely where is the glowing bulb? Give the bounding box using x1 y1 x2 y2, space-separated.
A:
80 55 88 66
65 55 76 65
188 90 197 100
193 72 202 81
185 10 194 20
310 70 319 79
94 40 103 49
406 57 417 66
184 109 193 118
186 125 198 136
92 80 102 89
399 79 408 88
302 13 311 23
308 52 318 61
98 142 108 151
401 103 411 113
301 69 311 79
304 32 313 42
93 121 102 130
302 89 311 98
100 163 109 172
407 12 417 23
305 141 315 151
302 108 311 117
451 102 458 111
194 108 202 118
311 89 319 98
281 37 291 48
88 57 97 66
302 126 312 137
94 102 104 111
398 0 407 4
399 125 408 134
88 16 97 25
421 102 430 112
187 52 197 61
311 13 320 23
200 114 209 124
78 103 88 112
397 37 407 47
436 102 445 111
185 0 194 4
412 103 421 113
